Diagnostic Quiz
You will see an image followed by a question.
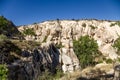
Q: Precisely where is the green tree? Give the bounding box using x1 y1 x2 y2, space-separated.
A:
0 16 8 28
73 35 99 68
0 64 8 80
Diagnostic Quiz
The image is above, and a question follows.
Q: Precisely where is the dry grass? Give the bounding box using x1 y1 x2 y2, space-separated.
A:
60 70 81 80
11 40 41 50
60 63 114 80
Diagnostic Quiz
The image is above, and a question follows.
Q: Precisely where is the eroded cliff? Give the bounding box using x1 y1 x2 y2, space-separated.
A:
18 20 120 73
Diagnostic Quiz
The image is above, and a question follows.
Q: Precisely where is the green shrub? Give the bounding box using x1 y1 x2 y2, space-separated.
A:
0 34 8 42
73 35 99 68
89 25 96 29
110 21 120 27
0 16 9 30
113 37 120 55
98 60 103 63
23 28 36 36
0 16 20 37
117 58 120 62
39 70 53 80
42 36 48 43
116 21 120 27
55 43 64 49
54 66 63 79
82 23 86 27
0 64 8 80
110 23 116 27
105 58 113 64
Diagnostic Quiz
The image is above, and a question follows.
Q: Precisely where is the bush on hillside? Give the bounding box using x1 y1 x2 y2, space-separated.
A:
55 42 64 49
73 35 99 68
0 16 8 28
0 34 8 42
82 23 86 27
23 28 36 36
89 25 96 29
110 21 120 27
0 16 21 38
0 64 8 80
0 16 19 36
113 37 120 55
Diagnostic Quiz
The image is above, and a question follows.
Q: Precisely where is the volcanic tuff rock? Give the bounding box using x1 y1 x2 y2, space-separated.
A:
7 42 60 80
18 19 120 72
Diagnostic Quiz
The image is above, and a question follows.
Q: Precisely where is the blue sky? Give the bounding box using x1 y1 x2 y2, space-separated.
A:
0 0 120 26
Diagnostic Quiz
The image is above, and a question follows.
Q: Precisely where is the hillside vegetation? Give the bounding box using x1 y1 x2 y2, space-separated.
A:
0 16 22 39
73 35 99 68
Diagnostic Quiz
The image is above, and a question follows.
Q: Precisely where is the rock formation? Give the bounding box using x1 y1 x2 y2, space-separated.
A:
6 42 60 80
18 20 120 73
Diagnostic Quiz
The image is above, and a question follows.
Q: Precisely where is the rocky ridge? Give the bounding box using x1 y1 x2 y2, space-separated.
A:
7 42 60 80
18 20 120 73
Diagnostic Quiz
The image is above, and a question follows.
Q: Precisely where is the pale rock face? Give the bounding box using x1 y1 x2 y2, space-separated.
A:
94 63 114 74
81 63 114 78
99 44 118 59
62 54 72 65
18 20 120 72
25 35 35 40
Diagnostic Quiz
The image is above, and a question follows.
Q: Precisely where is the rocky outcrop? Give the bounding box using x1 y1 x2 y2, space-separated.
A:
114 64 120 80
2 42 60 80
18 20 120 72
79 63 114 80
